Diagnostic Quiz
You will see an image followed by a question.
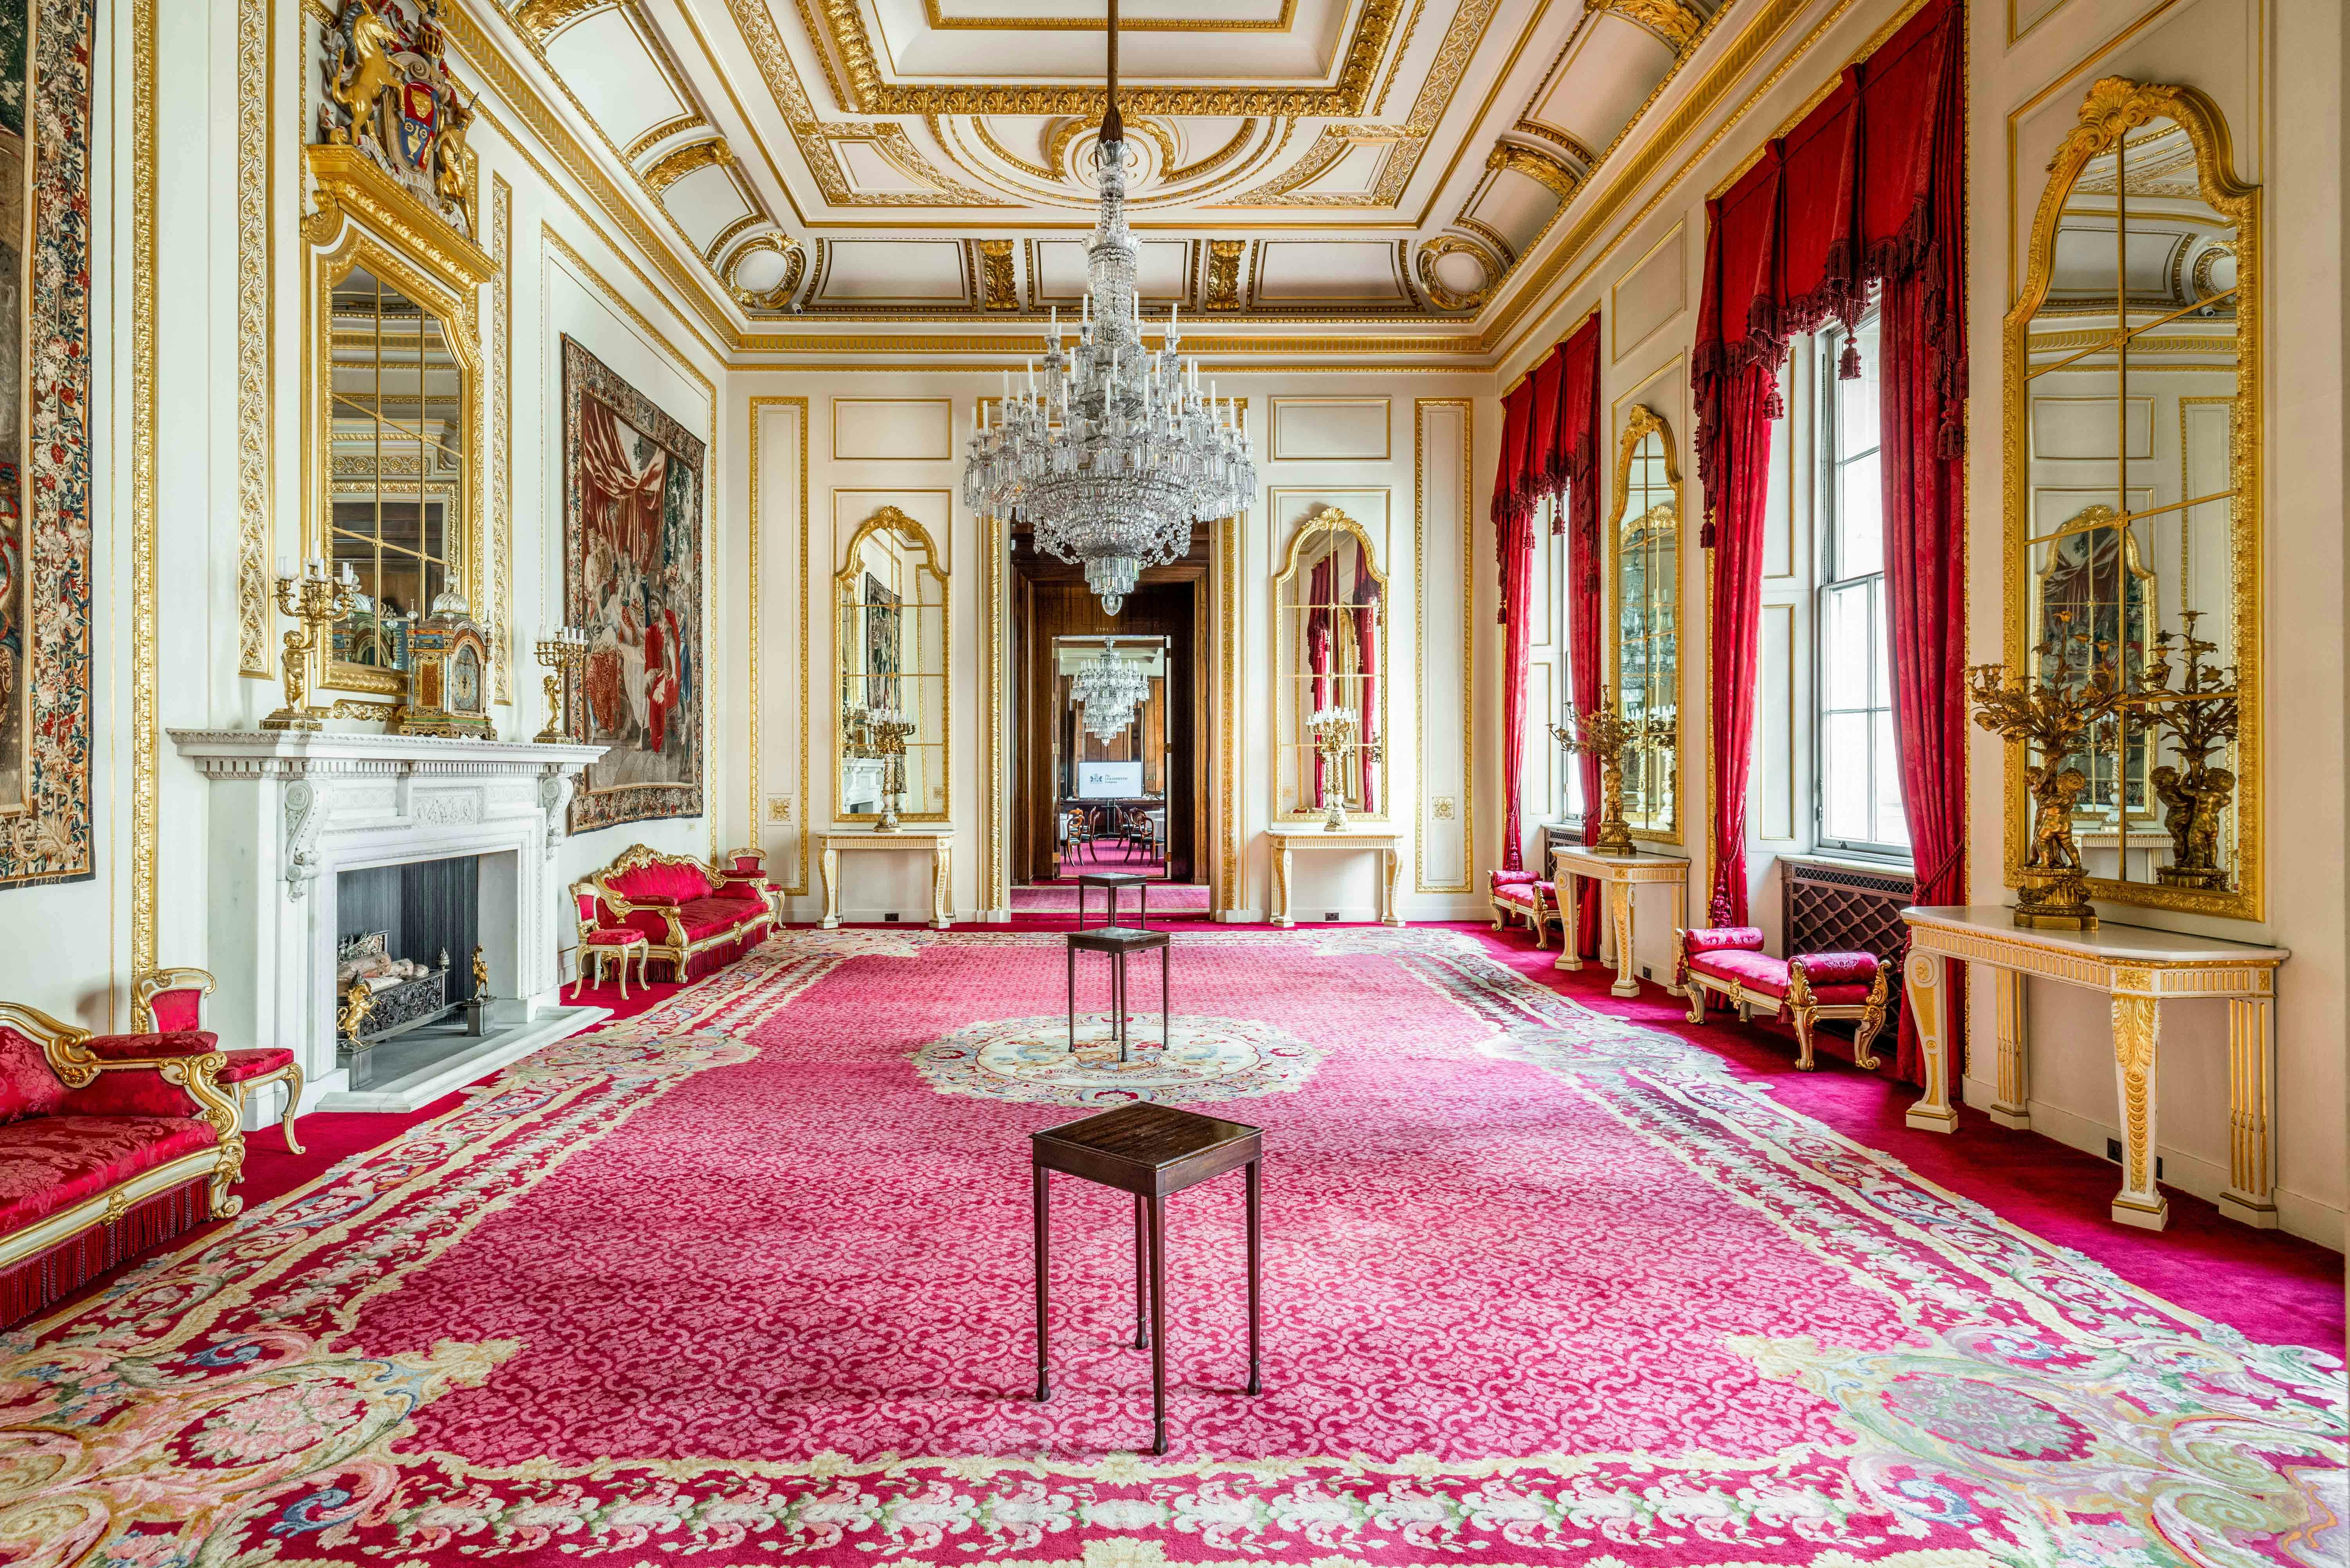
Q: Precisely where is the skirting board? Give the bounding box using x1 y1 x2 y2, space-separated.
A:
1963 1073 2345 1249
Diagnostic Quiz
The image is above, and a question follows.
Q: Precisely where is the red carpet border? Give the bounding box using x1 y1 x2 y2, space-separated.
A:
0 927 2339 1567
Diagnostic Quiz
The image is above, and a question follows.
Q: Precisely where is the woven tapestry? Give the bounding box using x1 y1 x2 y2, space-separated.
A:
560 336 705 833
0 0 94 891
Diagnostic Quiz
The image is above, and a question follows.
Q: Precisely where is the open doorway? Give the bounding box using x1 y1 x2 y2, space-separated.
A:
1008 526 1211 915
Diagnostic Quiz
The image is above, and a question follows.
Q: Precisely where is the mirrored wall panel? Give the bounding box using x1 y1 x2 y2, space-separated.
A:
1608 406 1683 841
835 509 949 823
1272 507 1388 821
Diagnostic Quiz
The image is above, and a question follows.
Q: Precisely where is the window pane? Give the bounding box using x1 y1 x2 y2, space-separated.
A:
1835 322 1879 449
1873 708 1911 847
1836 450 1883 576
1870 578 1892 708
1822 710 1870 842
1821 582 1872 710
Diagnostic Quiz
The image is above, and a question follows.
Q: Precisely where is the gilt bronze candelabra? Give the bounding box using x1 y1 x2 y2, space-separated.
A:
2133 610 2240 891
262 563 359 732
1968 620 2120 930
1552 688 1645 856
533 627 589 743
1306 706 1380 831
867 711 916 831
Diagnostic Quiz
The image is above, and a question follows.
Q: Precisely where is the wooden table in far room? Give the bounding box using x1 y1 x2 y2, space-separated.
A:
1898 905 2289 1232
1546 847 1690 997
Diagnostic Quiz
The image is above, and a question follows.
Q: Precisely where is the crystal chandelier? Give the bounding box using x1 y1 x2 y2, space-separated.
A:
1073 638 1151 737
961 0 1256 615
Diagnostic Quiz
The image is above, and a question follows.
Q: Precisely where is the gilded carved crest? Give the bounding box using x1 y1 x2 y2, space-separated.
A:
316 0 475 240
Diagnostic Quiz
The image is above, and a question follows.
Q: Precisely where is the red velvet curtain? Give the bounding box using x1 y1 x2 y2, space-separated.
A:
1553 318 1605 956
1494 380 1537 871
1692 0 1965 948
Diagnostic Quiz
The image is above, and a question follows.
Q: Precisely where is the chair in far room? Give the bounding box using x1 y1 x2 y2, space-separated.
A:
132 967 304 1154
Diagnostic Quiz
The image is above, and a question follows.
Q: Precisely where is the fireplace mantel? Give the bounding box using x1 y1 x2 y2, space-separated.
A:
168 730 609 1112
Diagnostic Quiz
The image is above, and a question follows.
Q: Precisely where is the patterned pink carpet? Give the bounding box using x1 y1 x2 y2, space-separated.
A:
2 928 2339 1566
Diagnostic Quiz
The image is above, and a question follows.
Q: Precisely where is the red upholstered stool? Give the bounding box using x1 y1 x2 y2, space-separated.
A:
1487 870 1562 949
1672 927 1892 1072
574 930 650 1000
133 966 304 1153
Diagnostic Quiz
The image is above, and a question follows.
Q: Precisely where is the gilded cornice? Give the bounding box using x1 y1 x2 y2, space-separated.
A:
625 112 707 164
1588 0 1706 54
1484 142 1580 201
729 235 807 311
1415 236 1500 312
644 136 736 193
921 0 1300 30
794 0 1405 118
703 213 763 267
303 146 500 289
1511 120 1600 171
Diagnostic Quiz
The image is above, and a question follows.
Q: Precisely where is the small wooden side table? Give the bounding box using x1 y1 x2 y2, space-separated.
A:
1067 927 1171 1062
1076 871 1153 929
1031 1102 1263 1455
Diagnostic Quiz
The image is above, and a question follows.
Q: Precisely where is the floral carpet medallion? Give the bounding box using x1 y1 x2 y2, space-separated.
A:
0 930 2339 1568
915 1013 1325 1105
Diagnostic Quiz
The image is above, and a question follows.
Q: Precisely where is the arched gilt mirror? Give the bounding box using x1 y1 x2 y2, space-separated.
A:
1607 405 1683 841
1273 508 1388 824
2003 78 2261 918
835 509 949 825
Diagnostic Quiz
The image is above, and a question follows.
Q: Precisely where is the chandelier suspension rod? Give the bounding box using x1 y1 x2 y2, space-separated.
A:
1102 0 1122 144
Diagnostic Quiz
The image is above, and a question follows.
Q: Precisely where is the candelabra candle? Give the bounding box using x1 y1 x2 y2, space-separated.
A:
1306 705 1364 831
1552 688 1643 855
261 568 360 732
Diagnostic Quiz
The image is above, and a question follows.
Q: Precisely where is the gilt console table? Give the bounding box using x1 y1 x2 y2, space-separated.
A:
1899 905 2288 1232
1264 826 1405 929
818 828 953 930
1547 847 1690 998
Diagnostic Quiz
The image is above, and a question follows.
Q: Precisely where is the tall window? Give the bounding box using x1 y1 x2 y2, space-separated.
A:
1814 315 1909 856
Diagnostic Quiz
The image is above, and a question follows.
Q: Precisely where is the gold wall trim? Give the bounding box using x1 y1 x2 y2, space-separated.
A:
1415 398 1475 893
749 397 812 898
982 513 1006 914
490 175 513 703
233 0 273 677
1218 514 1240 913
132 0 159 985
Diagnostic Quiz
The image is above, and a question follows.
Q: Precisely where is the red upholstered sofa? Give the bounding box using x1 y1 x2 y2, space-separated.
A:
0 1001 247 1327
1673 926 1892 1072
579 844 778 983
134 966 304 1154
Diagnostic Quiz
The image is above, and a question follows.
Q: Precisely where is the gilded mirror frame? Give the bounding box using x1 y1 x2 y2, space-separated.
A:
2000 78 2262 920
1605 404 1686 845
1269 505 1391 824
301 149 493 701
832 506 952 826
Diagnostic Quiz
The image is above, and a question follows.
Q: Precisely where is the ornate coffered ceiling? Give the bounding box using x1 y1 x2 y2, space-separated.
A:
489 0 1723 328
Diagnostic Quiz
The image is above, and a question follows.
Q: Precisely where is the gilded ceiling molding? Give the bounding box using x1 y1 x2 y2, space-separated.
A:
1203 240 1246 311
624 112 708 164
1512 119 1601 171
704 212 764 268
1485 141 1580 200
1166 119 1258 182
921 0 1300 30
1454 213 1517 265
975 238 1018 309
644 136 736 192
972 117 1057 181
864 129 1010 203
511 0 616 46
794 0 1405 117
1415 235 1501 312
234 0 271 677
1588 0 1706 54
1045 115 1179 179
729 234 807 311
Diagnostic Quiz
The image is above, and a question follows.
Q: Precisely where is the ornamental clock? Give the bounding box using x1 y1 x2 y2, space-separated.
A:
392 603 495 739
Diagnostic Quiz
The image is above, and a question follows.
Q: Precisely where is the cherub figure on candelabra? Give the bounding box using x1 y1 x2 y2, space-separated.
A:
1969 616 2120 929
2133 609 2240 891
866 709 916 831
263 560 360 732
1550 687 1645 855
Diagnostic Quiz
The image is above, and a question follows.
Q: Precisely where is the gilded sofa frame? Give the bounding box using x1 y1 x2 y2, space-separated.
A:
132 966 304 1155
585 843 778 980
1489 879 1563 949
0 1001 248 1282
1671 936 1891 1073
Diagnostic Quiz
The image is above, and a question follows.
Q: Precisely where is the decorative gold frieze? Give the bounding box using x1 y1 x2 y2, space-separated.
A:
510 0 611 45
644 137 735 193
1484 142 1580 201
1203 240 1246 311
976 239 1018 310
625 112 709 164
1588 0 1705 53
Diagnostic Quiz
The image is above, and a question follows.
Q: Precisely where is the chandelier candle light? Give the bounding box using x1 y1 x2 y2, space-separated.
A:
960 0 1256 616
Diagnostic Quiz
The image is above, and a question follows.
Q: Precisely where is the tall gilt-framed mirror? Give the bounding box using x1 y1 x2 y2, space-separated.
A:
835 508 949 824
2003 78 2261 919
1272 507 1388 822
1607 405 1683 842
303 149 494 701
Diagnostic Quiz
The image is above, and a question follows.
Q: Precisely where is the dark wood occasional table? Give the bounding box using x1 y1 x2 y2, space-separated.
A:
1075 871 1153 929
1030 1102 1264 1455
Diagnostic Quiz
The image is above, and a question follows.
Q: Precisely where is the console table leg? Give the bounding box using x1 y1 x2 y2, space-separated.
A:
1902 948 1959 1131
819 846 841 930
1553 871 1582 971
1147 1194 1169 1454
1608 882 1639 999
2109 985 2167 1230
2220 994 2279 1228
931 845 952 929
1988 968 2032 1129
1032 1165 1052 1401
1272 847 1293 928
1381 848 1404 927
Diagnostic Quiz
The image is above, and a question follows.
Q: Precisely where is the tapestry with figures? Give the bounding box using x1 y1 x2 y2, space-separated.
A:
0 0 93 891
561 336 705 833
